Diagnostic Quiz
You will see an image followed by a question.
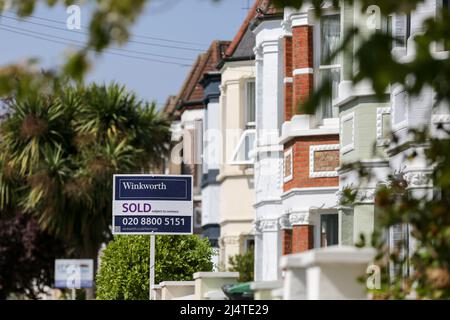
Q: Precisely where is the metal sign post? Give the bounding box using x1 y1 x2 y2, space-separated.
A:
54 259 94 298
112 174 193 301
149 234 155 300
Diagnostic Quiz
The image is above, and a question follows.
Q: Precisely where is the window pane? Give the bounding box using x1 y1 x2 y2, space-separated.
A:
320 14 341 65
320 214 339 247
246 81 256 125
382 113 391 139
318 68 340 119
342 117 353 147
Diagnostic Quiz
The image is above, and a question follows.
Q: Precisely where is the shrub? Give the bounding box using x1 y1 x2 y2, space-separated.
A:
96 235 213 300
228 249 254 283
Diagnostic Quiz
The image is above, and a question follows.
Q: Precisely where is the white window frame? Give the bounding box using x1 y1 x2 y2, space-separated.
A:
313 10 342 124
309 144 339 178
392 88 409 132
376 107 391 146
244 79 256 129
340 112 355 154
311 210 340 249
229 129 256 165
283 147 294 182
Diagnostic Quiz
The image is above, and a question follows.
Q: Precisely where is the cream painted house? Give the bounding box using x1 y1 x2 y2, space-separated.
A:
216 3 262 269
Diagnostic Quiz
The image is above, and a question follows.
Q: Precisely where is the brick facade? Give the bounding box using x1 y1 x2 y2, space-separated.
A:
283 135 339 192
283 37 293 121
282 20 339 254
292 26 314 113
282 229 293 255
292 225 314 253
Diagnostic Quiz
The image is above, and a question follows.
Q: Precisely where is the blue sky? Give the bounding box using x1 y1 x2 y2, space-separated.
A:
0 0 249 108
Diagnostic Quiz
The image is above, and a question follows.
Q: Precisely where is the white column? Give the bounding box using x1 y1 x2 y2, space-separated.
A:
253 20 284 282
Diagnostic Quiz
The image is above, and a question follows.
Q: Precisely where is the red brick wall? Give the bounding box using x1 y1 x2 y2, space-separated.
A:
292 26 314 113
283 37 293 121
283 135 339 192
292 225 314 253
282 229 293 255
292 26 314 70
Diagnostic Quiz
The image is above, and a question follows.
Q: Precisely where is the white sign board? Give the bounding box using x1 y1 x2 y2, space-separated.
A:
112 174 193 235
54 259 94 289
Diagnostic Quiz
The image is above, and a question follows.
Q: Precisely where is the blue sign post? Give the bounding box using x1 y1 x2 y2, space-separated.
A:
112 174 193 235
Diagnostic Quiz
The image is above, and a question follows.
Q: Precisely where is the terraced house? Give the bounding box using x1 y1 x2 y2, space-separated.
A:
163 0 449 282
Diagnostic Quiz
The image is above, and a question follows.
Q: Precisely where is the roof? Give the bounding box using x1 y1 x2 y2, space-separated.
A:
171 40 230 115
219 0 281 65
161 95 178 119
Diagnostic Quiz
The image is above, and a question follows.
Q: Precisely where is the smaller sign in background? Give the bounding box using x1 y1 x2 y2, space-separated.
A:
54 259 94 289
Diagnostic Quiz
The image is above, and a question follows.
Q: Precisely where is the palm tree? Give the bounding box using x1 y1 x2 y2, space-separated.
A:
0 82 170 298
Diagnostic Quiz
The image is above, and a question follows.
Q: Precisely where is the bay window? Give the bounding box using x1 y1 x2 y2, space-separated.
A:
230 79 256 165
316 13 341 122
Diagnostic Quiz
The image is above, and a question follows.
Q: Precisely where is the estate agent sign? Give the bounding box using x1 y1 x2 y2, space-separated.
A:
112 174 193 235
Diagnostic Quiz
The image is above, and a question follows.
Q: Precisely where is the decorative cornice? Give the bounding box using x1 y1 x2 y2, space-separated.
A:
220 236 240 246
281 19 292 37
288 211 310 226
337 159 390 174
281 186 339 200
279 214 292 230
404 170 433 189
253 198 283 209
255 218 279 233
432 114 450 124
337 188 376 205
290 12 310 27
261 39 281 54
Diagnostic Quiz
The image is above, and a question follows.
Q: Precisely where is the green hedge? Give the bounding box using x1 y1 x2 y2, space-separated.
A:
96 235 213 300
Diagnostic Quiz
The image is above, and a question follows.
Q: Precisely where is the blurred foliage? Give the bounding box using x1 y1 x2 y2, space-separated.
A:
96 235 214 300
228 248 254 283
340 126 450 299
0 0 449 300
0 211 65 299
0 82 170 262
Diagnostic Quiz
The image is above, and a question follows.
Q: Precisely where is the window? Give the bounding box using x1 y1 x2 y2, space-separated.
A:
243 235 255 253
376 107 392 146
194 119 203 165
389 224 411 280
245 80 256 129
340 112 355 154
392 89 408 131
320 214 339 247
284 148 293 182
316 13 341 122
229 79 256 165
388 13 410 50
230 129 256 165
